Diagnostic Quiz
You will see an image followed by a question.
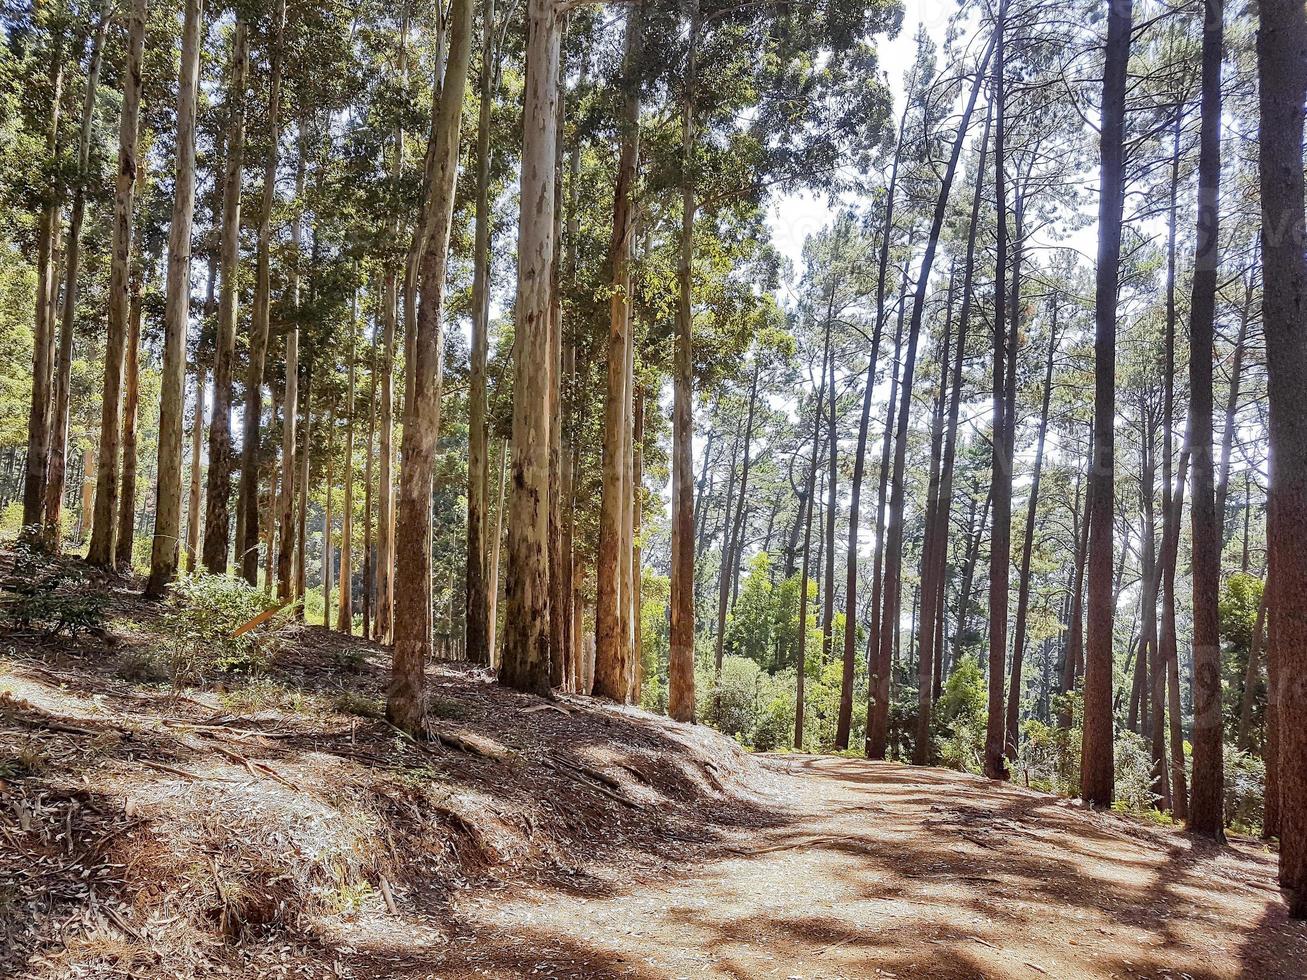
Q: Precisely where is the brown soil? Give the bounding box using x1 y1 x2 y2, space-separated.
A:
1 561 1303 979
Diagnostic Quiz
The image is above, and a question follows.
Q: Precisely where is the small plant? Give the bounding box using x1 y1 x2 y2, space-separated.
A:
1 541 108 640
155 573 292 686
219 677 311 714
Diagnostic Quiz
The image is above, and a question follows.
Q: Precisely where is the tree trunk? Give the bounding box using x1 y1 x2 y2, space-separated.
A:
238 0 286 585
186 358 207 573
667 0 699 724
147 0 204 595
985 1 1011 781
202 22 249 575
1257 0 1307 915
337 304 357 634
594 7 643 702
324 402 334 628
489 439 507 665
716 363 759 670
363 318 378 638
1186 0 1225 840
465 0 495 666
45 3 111 553
913 270 955 764
795 381 824 748
22 43 64 538
1005 293 1059 758
115 271 143 569
1081 0 1131 808
87 0 147 569
916 101 991 761
870 33 994 761
277 122 308 604
388 0 476 731
501 0 560 697
296 364 313 608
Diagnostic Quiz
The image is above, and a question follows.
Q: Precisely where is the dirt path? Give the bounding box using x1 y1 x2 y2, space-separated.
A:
417 755 1304 980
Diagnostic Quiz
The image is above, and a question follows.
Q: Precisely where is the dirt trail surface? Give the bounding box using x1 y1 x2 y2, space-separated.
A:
436 756 1304 980
1 563 1304 979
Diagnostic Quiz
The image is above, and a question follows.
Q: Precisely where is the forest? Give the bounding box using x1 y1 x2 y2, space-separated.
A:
1 0 1306 975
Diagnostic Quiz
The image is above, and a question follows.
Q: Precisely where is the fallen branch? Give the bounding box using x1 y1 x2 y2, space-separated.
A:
138 759 236 783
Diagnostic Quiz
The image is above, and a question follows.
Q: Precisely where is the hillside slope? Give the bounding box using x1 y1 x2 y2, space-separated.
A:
1 564 1303 979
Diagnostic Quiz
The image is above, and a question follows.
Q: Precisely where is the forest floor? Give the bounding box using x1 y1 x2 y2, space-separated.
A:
2 556 1304 979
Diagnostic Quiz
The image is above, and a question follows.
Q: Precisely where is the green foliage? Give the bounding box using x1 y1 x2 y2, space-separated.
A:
154 574 291 686
697 656 797 751
1 542 108 639
1224 744 1266 835
1219 573 1263 653
1113 730 1159 813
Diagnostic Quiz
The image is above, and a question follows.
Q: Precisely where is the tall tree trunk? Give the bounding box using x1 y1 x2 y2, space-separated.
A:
465 0 495 666
913 269 955 763
501 0 560 697
916 101 991 760
115 271 143 569
548 43 570 690
489 439 507 665
716 362 759 670
147 0 204 595
865 264 909 756
388 0 476 730
277 121 308 603
87 0 147 569
202 22 250 575
985 0 1011 781
296 365 313 607
1215 258 1254 541
185 360 207 572
869 33 994 761
594 7 643 701
795 381 824 748
45 3 111 553
667 0 699 724
363 319 378 638
323 401 334 628
1186 0 1225 840
1081 0 1131 808
22 42 64 537
337 304 357 633
1005 293 1059 759
1257 0 1307 915
238 0 286 585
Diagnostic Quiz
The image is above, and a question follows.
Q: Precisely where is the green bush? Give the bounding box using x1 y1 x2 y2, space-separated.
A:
155 573 292 685
1113 730 1159 812
1 541 107 639
1224 743 1266 834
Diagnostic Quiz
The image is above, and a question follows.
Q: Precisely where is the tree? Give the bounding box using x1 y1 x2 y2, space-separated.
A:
1257 0 1307 919
501 0 560 697
388 0 476 733
147 0 204 597
87 0 147 569
202 22 250 575
1081 0 1131 808
1186 0 1225 840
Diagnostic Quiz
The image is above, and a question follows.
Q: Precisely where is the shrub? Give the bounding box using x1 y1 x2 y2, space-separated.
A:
933 655 987 773
155 573 292 686
1016 718 1080 796
1 541 107 639
1113 730 1160 813
1224 743 1266 834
